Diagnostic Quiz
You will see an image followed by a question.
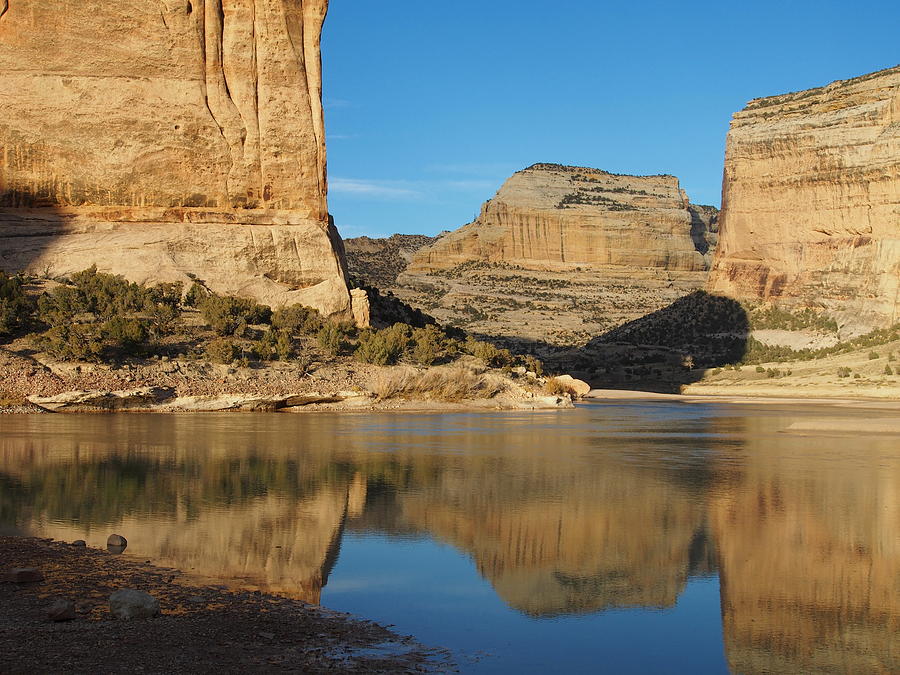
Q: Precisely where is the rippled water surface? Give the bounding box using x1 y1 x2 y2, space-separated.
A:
2 402 898 673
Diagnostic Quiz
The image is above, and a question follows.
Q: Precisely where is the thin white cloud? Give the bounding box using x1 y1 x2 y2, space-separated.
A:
330 178 422 200
328 133 358 140
324 97 353 109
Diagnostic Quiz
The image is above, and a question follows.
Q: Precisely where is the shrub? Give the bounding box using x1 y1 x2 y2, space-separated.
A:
868 351 880 360
66 265 156 319
102 316 148 352
355 324 409 365
317 322 346 356
272 304 323 336
464 337 512 368
755 365 766 373
184 281 209 308
0 271 32 336
408 325 444 366
884 365 893 375
254 329 293 361
40 325 104 361
200 295 271 336
837 367 851 378
204 338 240 364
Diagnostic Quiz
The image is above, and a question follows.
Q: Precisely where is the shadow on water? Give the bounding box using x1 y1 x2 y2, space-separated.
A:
482 291 750 393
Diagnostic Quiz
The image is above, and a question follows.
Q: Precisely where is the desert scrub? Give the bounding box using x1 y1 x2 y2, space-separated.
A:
204 338 240 364
317 323 347 356
0 271 32 337
355 324 410 365
544 377 575 397
200 294 271 336
372 365 503 402
272 304 323 336
253 328 294 361
408 325 446 366
464 337 513 368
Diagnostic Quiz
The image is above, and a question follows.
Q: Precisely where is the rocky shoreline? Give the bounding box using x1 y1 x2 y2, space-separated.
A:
0 537 451 673
0 347 577 415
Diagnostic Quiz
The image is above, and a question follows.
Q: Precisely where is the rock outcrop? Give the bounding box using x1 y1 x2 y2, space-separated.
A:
708 66 900 333
0 0 358 319
408 164 716 273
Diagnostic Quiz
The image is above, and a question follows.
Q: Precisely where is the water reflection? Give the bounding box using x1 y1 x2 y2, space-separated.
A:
0 407 897 673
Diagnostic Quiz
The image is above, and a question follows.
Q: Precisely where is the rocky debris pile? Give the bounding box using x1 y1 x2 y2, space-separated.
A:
0 537 450 672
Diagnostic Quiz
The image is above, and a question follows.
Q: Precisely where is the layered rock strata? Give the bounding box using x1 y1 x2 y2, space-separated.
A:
0 0 357 318
391 164 717 346
708 65 900 333
408 164 716 273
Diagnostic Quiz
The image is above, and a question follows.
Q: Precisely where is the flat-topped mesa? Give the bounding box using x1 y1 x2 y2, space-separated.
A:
708 65 900 333
0 0 360 320
408 163 717 273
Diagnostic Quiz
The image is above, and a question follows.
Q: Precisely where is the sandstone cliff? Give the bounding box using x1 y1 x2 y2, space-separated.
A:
409 164 716 273
0 0 357 318
708 65 900 333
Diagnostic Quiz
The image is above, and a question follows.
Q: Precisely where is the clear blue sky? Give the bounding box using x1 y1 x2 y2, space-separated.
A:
322 1 899 239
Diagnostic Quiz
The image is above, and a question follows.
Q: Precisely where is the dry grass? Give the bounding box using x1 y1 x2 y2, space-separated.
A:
372 365 505 402
544 377 576 397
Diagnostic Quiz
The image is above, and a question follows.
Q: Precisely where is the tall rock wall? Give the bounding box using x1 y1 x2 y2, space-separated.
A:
708 66 900 333
409 163 716 273
0 0 355 318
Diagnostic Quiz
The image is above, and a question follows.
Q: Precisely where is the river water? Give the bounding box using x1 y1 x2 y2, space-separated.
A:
1 402 898 673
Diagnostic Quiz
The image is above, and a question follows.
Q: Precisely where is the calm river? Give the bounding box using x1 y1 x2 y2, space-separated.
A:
1 402 898 673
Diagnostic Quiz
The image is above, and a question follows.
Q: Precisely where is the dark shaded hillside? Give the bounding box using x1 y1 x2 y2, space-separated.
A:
344 234 436 288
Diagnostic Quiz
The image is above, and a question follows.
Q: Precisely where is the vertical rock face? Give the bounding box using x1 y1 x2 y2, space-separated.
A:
409 164 716 273
0 0 355 317
708 66 900 333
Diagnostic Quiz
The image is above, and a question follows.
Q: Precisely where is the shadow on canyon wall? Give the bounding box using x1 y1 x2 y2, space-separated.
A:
483 291 751 393
0 200 72 276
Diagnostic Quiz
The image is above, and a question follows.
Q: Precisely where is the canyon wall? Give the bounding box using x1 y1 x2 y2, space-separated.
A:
409 163 716 273
708 66 900 333
0 0 357 318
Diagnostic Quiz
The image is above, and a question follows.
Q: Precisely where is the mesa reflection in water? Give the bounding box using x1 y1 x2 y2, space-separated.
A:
0 407 897 674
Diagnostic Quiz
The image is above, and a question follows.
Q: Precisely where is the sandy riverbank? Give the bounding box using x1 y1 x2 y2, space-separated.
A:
0 537 449 673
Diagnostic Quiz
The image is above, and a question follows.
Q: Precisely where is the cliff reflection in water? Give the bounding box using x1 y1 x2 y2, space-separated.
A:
0 409 897 673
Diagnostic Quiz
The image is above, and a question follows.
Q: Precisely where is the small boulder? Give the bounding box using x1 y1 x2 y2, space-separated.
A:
107 534 127 547
47 599 76 622
555 374 591 398
6 568 44 583
71 540 86 547
109 589 160 619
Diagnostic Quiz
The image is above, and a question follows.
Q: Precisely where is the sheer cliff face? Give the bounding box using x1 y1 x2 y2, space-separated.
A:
708 66 900 332
409 164 715 273
0 1 354 317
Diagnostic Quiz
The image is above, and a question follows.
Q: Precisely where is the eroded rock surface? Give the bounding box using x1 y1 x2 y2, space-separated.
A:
708 66 900 333
0 0 355 318
409 164 716 273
